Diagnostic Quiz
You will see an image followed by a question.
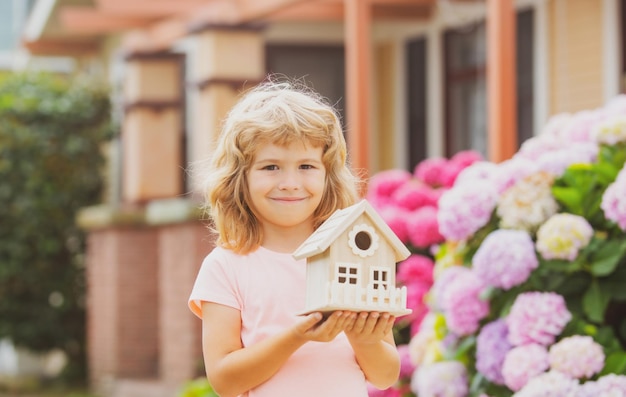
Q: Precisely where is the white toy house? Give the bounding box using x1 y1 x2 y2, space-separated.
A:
293 199 412 317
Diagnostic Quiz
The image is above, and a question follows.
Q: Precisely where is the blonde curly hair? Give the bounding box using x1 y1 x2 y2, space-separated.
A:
200 78 362 254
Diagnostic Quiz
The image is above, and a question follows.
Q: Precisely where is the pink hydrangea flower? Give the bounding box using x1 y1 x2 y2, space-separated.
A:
405 282 431 334
406 206 444 248
439 269 489 336
493 156 540 194
601 165 626 231
437 181 498 242
414 157 449 187
507 292 572 346
548 335 605 379
502 343 550 391
451 149 484 168
472 229 538 290
411 361 468 397
536 213 594 261
591 115 626 145
579 374 626 397
392 181 438 211
513 370 580 397
367 169 412 199
476 319 512 385
431 265 471 311
454 161 500 188
378 206 411 244
536 143 598 177
397 254 434 286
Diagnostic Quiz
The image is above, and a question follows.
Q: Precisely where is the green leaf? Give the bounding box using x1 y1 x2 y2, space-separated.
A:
583 279 611 323
589 240 626 276
551 186 583 215
600 351 626 376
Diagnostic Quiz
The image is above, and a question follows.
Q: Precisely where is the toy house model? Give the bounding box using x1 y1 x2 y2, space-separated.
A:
293 199 412 317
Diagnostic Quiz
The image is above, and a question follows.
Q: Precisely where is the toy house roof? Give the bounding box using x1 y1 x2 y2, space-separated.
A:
293 199 411 262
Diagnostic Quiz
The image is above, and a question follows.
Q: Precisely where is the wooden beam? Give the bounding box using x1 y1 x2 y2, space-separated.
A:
269 1 432 21
345 0 372 185
59 7 155 34
95 0 211 18
487 0 517 163
21 38 100 56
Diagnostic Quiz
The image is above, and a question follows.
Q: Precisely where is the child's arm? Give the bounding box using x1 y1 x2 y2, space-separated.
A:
201 301 355 397
345 312 400 390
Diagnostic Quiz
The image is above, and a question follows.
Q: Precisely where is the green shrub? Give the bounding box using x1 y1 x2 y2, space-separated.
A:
0 72 113 380
178 378 219 397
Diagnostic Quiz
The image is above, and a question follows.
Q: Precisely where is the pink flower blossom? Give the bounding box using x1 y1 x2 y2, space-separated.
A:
397 254 434 286
548 335 605 379
378 206 411 244
454 161 500 188
472 229 538 290
406 206 444 248
414 157 452 188
476 319 512 385
579 374 626 397
439 269 489 336
507 292 572 346
437 181 498 242
513 370 580 397
367 169 412 199
601 164 626 231
502 344 550 391
411 361 468 397
392 180 438 211
451 149 484 168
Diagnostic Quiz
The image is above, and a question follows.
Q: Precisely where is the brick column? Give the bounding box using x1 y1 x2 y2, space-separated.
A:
187 25 265 194
122 53 184 203
158 222 214 384
85 225 159 393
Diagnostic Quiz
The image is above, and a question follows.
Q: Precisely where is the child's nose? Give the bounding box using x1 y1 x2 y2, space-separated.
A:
278 170 301 190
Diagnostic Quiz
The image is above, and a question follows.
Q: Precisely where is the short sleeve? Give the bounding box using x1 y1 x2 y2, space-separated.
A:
188 248 242 318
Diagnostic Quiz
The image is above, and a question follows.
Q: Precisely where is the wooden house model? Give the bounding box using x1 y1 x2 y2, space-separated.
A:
293 199 412 317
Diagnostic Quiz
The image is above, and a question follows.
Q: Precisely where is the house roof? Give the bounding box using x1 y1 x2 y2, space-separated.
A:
293 199 411 262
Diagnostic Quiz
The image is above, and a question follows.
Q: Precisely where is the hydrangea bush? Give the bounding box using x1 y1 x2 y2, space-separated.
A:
369 95 626 397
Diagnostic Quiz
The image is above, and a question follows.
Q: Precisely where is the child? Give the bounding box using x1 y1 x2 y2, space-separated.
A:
188 78 400 397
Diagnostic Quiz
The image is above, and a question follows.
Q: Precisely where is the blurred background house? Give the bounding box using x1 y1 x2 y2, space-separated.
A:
1 0 624 396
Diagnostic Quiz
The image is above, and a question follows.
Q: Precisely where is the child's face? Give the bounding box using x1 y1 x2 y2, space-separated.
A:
247 141 326 235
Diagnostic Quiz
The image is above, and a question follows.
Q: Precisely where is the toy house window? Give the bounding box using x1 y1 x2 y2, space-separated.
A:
370 267 390 290
336 263 360 285
348 224 380 257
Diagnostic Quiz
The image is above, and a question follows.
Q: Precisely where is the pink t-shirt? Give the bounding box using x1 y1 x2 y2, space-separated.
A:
188 246 368 397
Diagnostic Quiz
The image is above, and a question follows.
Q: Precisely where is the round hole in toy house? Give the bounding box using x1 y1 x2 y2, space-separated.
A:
348 224 380 257
355 231 372 250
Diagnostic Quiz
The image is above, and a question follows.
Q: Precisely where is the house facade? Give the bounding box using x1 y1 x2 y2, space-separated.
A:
11 0 626 396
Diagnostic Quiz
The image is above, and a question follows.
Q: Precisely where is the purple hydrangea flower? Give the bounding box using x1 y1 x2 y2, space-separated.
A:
437 181 498 242
411 361 468 397
472 229 538 290
439 269 489 336
506 292 572 346
475 319 512 385
548 335 605 379
502 344 550 391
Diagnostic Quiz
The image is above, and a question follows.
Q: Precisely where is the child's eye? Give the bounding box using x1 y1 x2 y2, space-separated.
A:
300 164 315 170
262 165 279 171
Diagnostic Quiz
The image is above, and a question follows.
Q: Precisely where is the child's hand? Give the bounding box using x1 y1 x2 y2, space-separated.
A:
344 311 395 345
292 311 354 343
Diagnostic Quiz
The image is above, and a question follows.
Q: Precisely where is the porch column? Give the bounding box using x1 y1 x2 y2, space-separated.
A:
122 53 184 202
188 25 265 195
345 0 372 185
487 0 517 162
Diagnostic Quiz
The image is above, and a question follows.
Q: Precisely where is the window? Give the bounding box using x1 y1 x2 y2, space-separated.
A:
336 263 360 285
370 267 390 290
406 37 428 170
